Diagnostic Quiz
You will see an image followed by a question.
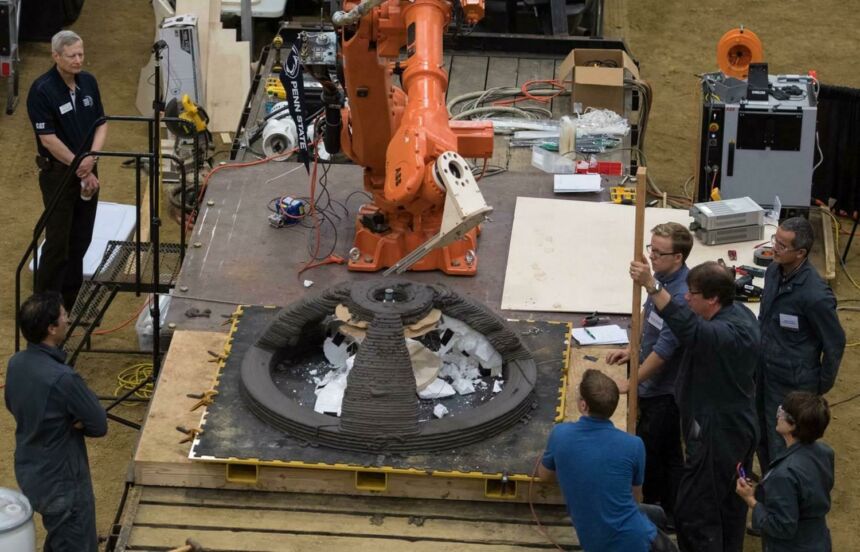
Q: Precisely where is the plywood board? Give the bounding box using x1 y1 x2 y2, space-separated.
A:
501 197 769 314
206 28 251 132
565 346 627 430
134 330 228 468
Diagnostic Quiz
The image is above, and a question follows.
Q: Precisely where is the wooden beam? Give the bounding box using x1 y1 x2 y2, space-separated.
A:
627 166 646 433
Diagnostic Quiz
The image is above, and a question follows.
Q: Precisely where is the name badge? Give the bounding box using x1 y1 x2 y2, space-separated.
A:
59 102 73 115
648 310 664 330
779 313 800 331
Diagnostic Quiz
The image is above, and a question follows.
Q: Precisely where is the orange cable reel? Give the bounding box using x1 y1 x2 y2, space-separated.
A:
717 26 764 79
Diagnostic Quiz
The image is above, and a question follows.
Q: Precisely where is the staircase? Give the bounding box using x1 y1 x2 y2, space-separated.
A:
63 240 184 365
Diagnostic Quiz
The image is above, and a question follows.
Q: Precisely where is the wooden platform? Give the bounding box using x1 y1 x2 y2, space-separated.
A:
113 486 579 551
134 329 624 497
125 329 629 550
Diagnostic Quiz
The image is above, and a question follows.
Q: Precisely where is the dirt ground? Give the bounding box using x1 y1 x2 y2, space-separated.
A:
0 0 858 550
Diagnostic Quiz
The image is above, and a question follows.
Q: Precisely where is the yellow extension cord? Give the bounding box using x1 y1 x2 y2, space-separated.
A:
115 363 153 399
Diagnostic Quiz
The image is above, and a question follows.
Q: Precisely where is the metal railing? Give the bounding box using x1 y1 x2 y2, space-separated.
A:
14 114 200 374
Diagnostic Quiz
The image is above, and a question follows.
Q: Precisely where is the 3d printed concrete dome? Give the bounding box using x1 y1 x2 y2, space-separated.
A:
240 280 537 453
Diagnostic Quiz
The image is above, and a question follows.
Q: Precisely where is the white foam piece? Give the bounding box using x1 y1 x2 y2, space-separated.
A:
322 335 352 369
418 378 456 399
314 373 347 416
433 404 449 419
453 378 475 396
493 380 504 394
437 315 503 376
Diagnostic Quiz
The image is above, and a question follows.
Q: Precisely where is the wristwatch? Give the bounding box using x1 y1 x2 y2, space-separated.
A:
646 280 662 295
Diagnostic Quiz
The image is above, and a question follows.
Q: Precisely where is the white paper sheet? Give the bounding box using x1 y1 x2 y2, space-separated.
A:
572 324 630 345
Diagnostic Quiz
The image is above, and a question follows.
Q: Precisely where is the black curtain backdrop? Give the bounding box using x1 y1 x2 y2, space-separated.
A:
813 84 860 216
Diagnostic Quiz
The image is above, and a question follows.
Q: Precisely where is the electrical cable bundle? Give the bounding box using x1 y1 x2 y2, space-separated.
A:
447 80 568 121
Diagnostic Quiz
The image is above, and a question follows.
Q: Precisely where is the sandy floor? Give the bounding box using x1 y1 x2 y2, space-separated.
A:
0 0 858 550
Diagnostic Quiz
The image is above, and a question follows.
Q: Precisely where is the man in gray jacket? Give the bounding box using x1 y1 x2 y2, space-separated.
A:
758 217 845 469
5 292 107 551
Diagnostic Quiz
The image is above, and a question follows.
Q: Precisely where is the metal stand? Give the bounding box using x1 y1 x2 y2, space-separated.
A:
151 40 167 379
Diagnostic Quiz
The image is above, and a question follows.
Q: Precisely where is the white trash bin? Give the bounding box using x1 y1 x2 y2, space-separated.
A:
0 487 35 552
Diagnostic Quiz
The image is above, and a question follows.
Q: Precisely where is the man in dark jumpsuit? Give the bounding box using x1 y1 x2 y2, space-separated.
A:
27 30 107 311
629 259 759 552
757 217 845 470
5 292 107 551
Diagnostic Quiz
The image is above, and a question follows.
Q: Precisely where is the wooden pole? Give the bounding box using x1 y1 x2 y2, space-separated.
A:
627 166 647 434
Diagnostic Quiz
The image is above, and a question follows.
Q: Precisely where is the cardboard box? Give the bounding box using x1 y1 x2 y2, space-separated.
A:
557 49 640 116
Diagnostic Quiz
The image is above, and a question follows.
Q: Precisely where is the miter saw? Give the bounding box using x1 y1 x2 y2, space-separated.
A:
297 0 495 276
165 93 211 158
164 93 211 209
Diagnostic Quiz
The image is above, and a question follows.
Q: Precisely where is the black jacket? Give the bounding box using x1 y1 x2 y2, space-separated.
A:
759 260 845 394
752 441 834 551
4 343 106 510
659 300 760 423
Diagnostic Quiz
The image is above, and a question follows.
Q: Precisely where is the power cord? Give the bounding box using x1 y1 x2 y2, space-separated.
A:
115 363 153 400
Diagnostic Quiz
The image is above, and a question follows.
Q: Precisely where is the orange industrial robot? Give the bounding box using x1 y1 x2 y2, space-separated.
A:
316 0 494 276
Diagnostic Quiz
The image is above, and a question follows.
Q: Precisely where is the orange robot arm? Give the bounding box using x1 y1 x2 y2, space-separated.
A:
331 0 493 275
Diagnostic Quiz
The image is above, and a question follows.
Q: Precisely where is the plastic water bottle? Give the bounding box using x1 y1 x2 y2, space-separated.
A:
80 180 93 201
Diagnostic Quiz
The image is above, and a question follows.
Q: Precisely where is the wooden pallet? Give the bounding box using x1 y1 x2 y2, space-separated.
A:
113 485 578 551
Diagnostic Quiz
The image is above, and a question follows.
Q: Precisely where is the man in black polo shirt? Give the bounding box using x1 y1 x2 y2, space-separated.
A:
27 30 107 311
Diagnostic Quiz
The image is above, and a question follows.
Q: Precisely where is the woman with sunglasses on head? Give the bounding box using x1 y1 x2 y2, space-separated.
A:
735 391 834 551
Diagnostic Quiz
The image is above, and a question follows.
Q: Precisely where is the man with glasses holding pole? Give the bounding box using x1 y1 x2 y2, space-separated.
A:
757 217 845 471
606 222 692 527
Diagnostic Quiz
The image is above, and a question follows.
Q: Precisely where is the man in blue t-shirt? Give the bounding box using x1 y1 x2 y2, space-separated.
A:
539 369 677 552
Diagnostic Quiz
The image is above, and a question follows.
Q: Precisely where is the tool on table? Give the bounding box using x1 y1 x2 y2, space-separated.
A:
610 186 637 205
582 312 609 327
738 264 766 278
271 34 284 73
206 350 226 363
184 307 211 318
187 390 218 411
754 246 774 266
176 426 203 444
168 537 205 552
268 196 308 228
735 273 762 301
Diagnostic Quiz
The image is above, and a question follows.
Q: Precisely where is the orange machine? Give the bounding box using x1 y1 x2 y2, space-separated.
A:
332 0 494 275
